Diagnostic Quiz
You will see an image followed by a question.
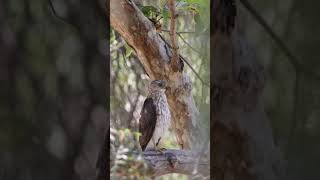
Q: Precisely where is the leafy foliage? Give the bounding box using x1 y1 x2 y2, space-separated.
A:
140 5 160 18
110 128 149 179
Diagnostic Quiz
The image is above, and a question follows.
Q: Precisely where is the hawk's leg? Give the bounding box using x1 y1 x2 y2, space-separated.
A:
153 137 166 154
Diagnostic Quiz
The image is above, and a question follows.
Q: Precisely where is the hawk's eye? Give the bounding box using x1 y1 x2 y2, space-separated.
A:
151 80 166 88
159 81 166 88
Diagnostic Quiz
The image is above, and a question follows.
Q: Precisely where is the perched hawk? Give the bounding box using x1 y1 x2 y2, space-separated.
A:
139 80 171 151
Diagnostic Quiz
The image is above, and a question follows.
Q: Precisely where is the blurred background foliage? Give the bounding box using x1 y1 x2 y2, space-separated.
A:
0 0 107 180
237 0 320 179
110 128 149 179
110 0 210 179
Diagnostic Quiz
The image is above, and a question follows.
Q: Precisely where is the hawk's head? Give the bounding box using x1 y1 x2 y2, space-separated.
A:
149 80 167 93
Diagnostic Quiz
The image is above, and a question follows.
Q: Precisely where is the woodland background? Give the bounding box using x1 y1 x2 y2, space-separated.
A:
0 0 319 180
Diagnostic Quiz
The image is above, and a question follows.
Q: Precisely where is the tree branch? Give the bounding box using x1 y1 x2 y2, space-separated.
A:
168 0 180 72
143 149 209 177
176 32 201 55
158 33 209 86
162 29 195 34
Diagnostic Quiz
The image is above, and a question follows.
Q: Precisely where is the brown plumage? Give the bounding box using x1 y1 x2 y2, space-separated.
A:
139 98 157 151
139 80 171 151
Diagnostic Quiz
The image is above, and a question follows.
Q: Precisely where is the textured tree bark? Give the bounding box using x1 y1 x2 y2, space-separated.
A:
109 0 200 150
212 0 285 180
168 0 181 72
143 149 209 177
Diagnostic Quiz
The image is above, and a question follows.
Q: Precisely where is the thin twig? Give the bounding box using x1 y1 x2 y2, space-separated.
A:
110 41 125 52
162 29 195 34
240 0 320 81
115 32 130 69
163 0 169 8
180 55 210 87
159 34 209 86
177 33 202 55
48 0 79 32
161 29 201 54
48 0 66 23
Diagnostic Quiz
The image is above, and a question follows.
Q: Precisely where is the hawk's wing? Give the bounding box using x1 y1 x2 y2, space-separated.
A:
139 97 157 151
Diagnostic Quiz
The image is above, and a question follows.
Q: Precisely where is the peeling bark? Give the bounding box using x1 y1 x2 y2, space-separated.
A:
109 0 200 150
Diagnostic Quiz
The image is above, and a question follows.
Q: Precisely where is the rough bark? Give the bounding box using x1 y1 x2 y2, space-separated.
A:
212 0 285 180
168 0 181 72
109 0 200 150
143 149 209 177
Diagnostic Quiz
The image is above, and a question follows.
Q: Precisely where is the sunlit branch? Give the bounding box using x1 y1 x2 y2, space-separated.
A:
143 149 209 177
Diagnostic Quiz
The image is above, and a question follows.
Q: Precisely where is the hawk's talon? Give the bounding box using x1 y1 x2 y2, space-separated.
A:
154 147 167 154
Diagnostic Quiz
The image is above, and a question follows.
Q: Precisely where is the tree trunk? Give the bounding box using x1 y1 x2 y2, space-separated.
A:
109 0 201 150
212 0 285 179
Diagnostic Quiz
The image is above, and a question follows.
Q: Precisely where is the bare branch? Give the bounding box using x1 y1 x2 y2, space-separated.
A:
158 34 209 86
47 0 78 32
161 30 201 54
179 55 209 87
110 41 125 52
143 149 209 177
176 33 201 55
162 29 195 34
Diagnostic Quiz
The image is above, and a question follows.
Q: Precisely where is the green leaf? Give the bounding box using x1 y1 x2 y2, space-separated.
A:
124 43 133 58
140 5 158 18
161 8 169 24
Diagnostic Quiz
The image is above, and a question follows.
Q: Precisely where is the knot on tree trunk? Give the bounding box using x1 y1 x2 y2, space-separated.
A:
171 59 184 72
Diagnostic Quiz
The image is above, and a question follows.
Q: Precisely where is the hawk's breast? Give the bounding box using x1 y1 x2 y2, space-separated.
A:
145 91 171 149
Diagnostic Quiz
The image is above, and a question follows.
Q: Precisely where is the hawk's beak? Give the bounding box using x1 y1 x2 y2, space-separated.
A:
160 80 167 88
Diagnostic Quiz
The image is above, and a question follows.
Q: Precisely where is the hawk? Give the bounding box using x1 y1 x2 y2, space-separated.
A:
139 80 171 151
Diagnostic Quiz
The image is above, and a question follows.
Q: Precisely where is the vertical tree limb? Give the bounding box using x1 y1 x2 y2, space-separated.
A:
168 0 180 72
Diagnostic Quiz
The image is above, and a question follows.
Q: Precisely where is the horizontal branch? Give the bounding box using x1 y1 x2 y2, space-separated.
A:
143 149 209 177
